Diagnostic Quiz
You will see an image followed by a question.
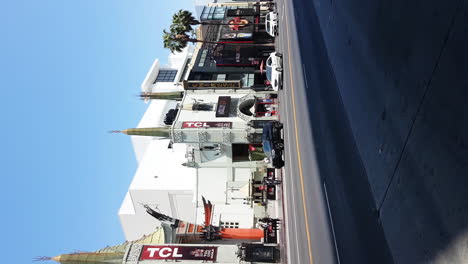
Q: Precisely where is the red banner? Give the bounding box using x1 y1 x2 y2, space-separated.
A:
140 245 217 261
182 122 232 128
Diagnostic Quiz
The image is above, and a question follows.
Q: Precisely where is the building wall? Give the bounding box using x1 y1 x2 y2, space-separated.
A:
195 165 254 228
189 2 274 87
141 48 193 94
197 204 254 229
172 89 276 144
121 48 197 240
120 138 197 241
120 189 197 241
121 46 273 241
175 91 252 125
198 167 229 203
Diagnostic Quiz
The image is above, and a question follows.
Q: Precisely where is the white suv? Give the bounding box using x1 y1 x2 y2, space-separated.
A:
265 11 279 37
265 52 283 91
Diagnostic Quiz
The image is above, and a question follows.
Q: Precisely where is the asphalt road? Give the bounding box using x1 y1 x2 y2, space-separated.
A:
275 0 393 263
276 0 468 262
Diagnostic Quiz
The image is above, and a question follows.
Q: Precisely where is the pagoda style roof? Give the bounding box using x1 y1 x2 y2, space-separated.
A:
37 228 165 263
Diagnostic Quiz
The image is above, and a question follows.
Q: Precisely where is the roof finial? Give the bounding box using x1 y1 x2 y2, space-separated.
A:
139 92 184 101
33 256 52 262
108 127 170 137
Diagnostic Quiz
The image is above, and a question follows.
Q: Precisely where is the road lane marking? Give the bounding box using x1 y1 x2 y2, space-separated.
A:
279 56 299 263
284 1 315 263
278 7 303 263
323 182 341 264
284 117 302 262
278 20 301 263
281 4 285 20
302 64 309 89
277 41 297 263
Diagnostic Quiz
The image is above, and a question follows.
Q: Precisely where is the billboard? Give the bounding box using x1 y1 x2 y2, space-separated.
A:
184 80 242 89
182 122 232 128
216 96 231 117
221 32 253 39
140 245 217 261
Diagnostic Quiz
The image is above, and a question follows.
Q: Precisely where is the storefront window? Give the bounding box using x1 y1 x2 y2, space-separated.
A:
255 96 278 117
227 73 242 80
200 6 227 20
198 50 208 67
215 74 226 81
242 74 255 87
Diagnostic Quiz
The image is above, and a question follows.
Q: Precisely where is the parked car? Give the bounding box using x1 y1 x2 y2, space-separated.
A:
265 11 279 37
262 121 285 168
265 52 283 91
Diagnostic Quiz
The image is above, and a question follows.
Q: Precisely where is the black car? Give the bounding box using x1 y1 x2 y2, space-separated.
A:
262 121 285 168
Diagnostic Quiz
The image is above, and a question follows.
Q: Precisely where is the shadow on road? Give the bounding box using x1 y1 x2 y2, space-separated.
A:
294 0 468 262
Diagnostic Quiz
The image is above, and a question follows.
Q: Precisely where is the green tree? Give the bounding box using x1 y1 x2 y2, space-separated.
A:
163 28 217 53
162 30 188 53
172 10 200 32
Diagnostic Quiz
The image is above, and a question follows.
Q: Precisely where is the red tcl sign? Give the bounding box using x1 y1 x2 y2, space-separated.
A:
182 122 232 128
140 245 217 261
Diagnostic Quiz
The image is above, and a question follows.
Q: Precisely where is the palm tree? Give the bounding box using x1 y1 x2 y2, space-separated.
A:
163 30 188 53
163 28 218 53
172 10 200 32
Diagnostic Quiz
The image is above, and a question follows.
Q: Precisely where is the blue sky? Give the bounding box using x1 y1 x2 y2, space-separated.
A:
0 0 195 262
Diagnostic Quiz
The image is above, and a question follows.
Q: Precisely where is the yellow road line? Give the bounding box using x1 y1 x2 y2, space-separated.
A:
284 2 314 264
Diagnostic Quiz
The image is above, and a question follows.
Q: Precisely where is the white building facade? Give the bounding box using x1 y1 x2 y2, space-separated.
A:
119 49 279 241
119 49 197 241
172 87 280 228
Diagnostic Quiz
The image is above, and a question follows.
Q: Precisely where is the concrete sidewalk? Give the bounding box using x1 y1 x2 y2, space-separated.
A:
264 168 287 263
